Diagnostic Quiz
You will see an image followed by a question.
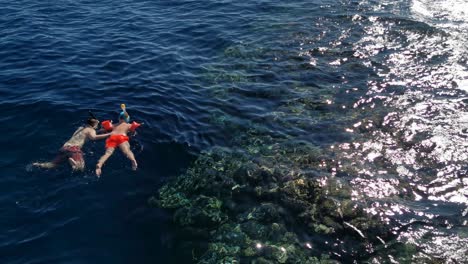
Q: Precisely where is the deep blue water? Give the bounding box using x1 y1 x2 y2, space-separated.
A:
1 0 467 263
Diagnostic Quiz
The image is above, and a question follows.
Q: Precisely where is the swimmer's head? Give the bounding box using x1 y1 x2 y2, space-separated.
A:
119 111 130 123
87 118 99 128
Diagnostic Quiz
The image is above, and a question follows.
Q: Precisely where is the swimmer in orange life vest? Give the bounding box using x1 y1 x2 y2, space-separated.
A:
95 104 141 177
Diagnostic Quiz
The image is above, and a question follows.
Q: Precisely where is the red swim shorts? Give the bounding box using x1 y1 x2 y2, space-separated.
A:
105 134 129 148
52 145 83 165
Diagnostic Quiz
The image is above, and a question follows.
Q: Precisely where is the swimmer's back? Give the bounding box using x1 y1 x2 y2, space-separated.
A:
63 126 91 147
112 122 131 135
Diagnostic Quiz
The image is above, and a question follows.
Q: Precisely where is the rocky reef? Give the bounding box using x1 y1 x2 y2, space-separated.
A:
149 131 423 263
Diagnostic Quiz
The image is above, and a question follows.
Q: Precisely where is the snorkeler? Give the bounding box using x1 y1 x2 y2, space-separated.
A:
95 104 139 177
33 116 112 171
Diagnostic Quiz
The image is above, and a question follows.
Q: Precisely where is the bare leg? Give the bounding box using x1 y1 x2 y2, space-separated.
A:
96 148 115 177
32 162 56 169
119 142 138 170
68 158 77 168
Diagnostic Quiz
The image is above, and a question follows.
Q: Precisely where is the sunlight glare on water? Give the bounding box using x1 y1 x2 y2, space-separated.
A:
330 0 468 262
412 0 468 91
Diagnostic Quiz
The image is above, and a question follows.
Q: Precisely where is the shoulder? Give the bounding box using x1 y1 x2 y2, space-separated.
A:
84 127 95 134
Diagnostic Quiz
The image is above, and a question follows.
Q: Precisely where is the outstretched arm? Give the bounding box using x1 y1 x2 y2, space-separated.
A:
88 129 111 140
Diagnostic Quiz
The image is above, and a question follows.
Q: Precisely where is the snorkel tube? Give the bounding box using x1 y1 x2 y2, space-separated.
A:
120 104 130 123
120 104 142 132
99 104 142 132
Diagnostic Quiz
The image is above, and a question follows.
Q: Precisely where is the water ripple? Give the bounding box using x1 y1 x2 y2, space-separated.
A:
1 0 467 263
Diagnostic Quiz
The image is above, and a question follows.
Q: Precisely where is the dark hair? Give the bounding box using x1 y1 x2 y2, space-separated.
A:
87 118 99 127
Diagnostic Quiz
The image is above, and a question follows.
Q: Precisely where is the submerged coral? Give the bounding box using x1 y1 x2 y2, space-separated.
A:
148 9 455 262
149 134 420 263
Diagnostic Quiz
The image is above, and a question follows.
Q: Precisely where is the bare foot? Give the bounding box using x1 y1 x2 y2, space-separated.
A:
68 158 78 170
96 165 102 177
68 158 77 166
32 162 55 169
131 160 138 171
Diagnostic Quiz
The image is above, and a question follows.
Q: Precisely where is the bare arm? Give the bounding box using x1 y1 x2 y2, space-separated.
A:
88 129 111 140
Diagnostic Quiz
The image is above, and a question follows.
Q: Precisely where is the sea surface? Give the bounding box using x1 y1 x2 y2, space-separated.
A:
0 0 466 263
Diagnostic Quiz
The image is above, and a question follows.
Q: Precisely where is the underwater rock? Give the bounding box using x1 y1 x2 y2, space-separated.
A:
241 221 269 240
339 199 360 219
268 223 287 243
279 178 321 213
254 183 280 200
233 161 262 184
151 136 411 263
251 257 274 264
197 221 328 263
198 242 241 264
151 185 190 209
213 224 249 246
173 195 227 228
238 203 280 224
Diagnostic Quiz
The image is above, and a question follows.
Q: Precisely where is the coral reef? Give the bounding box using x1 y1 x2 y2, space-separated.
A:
150 134 414 263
